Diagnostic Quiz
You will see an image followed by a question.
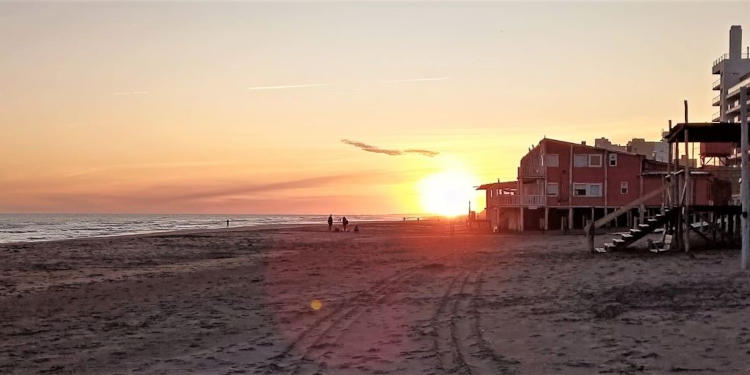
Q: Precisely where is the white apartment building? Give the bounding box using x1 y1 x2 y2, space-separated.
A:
712 25 750 123
724 74 750 123
594 137 669 162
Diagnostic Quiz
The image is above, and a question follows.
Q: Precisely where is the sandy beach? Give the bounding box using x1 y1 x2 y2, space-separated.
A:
2 221 750 374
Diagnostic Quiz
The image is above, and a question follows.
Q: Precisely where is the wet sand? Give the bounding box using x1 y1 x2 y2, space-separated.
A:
2 221 750 374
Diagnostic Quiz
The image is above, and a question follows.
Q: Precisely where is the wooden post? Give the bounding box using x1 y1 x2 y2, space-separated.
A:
667 120 673 207
673 128 682 251
627 209 632 228
519 182 525 232
741 88 749 269
683 100 691 253
568 207 574 231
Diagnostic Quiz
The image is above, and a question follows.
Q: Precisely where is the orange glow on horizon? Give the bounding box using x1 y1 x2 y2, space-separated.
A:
418 166 478 217
0 2 736 214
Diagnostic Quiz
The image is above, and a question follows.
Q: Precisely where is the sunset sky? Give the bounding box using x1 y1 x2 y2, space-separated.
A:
2 1 749 215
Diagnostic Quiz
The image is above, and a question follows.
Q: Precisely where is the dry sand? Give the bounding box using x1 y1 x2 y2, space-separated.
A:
1 221 750 374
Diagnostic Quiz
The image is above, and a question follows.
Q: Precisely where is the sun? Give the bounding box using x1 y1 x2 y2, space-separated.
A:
418 169 477 217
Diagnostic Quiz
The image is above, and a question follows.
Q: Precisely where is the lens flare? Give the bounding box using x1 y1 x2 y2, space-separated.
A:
310 299 323 311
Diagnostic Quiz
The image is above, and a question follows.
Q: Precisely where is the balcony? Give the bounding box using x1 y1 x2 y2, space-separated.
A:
713 53 729 67
493 194 546 207
712 94 721 106
726 100 750 115
712 111 720 122
713 78 721 90
713 53 750 72
727 84 750 100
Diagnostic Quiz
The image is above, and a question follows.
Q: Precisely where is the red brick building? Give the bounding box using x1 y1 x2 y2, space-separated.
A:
479 138 729 231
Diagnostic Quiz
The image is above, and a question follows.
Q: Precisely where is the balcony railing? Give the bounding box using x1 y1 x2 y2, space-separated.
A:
712 78 721 90
726 100 750 114
712 94 721 106
524 195 546 206
712 111 720 122
727 85 750 100
493 194 546 207
713 53 750 67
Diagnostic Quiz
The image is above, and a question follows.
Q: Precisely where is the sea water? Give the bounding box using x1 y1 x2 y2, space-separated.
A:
0 214 404 243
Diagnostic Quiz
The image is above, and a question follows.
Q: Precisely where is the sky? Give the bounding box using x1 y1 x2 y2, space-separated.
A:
1 1 749 215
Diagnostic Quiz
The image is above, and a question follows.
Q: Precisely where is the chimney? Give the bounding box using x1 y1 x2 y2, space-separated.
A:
730 25 742 60
581 141 586 146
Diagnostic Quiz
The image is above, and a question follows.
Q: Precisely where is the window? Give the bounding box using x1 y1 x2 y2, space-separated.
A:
620 181 629 195
546 182 559 196
544 154 559 167
609 153 618 167
588 154 602 167
573 154 588 167
573 183 587 196
573 183 603 197
588 184 602 197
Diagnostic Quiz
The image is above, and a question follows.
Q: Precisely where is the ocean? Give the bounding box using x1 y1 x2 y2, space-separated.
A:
0 214 406 244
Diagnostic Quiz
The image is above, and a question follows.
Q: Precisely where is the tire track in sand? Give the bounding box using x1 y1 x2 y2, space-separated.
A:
265 255 453 375
434 268 517 375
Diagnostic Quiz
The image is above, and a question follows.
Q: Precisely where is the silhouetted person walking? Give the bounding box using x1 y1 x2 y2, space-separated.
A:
342 216 349 232
327 215 333 231
226 219 230 228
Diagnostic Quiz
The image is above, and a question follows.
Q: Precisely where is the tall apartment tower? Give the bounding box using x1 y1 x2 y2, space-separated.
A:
712 25 750 122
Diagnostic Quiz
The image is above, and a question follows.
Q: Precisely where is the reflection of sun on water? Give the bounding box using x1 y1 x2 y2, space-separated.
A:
418 169 477 217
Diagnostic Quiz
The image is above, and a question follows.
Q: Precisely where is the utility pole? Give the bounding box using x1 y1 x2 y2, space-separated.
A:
741 88 749 269
683 100 691 253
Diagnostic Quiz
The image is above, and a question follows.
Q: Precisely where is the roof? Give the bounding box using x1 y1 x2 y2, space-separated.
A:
540 138 642 157
664 122 741 143
476 181 518 190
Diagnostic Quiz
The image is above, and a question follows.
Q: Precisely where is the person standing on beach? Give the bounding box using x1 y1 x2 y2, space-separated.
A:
342 216 349 232
226 219 230 228
327 215 333 231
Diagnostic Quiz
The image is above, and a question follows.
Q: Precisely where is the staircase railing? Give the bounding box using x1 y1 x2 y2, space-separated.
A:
585 184 668 252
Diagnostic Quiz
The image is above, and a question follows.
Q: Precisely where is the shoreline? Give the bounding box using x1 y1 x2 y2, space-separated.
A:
0 219 414 247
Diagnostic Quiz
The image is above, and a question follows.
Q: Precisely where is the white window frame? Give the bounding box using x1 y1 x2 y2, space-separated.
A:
609 153 618 167
620 181 629 195
588 154 602 167
588 183 602 197
544 154 559 167
573 183 587 196
573 154 588 167
573 183 603 197
546 182 559 196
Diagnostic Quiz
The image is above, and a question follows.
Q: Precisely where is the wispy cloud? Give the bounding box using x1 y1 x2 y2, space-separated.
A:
247 83 328 91
341 139 402 156
404 149 440 157
381 77 449 83
112 90 149 96
341 139 438 158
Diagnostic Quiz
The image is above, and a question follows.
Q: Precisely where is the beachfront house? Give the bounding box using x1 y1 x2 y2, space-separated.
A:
478 138 730 232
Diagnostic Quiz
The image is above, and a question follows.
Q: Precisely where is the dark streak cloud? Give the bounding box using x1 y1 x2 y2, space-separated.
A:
340 139 402 156
404 149 439 157
341 139 438 158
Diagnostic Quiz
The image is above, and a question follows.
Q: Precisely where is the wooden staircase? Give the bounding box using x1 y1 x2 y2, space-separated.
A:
596 208 676 253
585 184 668 253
